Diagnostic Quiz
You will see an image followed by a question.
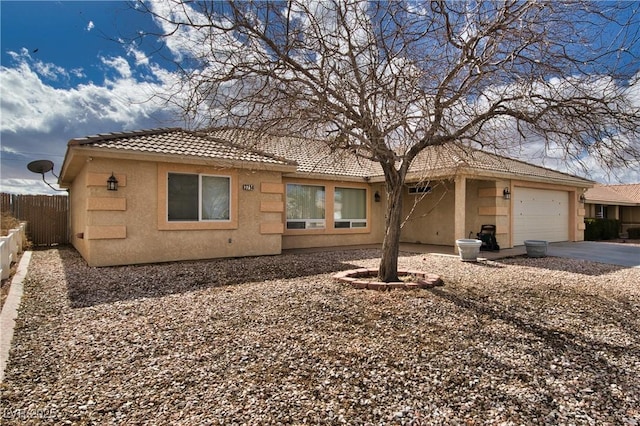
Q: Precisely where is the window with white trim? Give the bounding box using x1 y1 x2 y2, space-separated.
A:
168 173 230 221
286 184 325 229
334 187 367 228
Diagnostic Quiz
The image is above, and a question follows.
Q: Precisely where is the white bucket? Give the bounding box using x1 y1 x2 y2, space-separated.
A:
456 239 482 262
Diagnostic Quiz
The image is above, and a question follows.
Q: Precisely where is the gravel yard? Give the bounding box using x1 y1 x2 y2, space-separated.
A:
1 246 639 425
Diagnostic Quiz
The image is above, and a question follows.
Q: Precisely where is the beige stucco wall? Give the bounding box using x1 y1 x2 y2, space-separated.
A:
67 153 589 266
399 177 586 249
71 157 285 267
68 165 90 261
399 179 509 248
467 179 510 247
400 180 455 246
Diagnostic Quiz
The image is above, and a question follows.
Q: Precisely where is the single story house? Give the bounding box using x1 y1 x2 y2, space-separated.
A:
58 128 593 267
583 184 640 235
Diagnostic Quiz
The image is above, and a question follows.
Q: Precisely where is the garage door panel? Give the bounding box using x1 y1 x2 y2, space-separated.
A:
513 188 569 245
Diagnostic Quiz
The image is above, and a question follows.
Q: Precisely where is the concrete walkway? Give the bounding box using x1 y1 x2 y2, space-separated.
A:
0 251 31 383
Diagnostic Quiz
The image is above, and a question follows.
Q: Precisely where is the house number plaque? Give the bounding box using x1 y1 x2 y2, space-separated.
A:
242 184 254 191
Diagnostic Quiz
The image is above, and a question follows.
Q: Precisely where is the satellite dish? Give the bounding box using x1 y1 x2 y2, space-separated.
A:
27 159 54 175
26 159 66 192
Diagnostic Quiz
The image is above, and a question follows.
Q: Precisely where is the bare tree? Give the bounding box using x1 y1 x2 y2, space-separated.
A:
137 0 640 282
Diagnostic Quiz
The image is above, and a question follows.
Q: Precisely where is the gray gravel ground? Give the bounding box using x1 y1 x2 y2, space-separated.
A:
1 246 639 425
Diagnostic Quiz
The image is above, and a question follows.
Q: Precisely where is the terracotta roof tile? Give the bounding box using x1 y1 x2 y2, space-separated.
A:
209 129 592 185
69 128 295 167
69 127 593 186
409 145 592 184
209 129 382 178
585 184 640 205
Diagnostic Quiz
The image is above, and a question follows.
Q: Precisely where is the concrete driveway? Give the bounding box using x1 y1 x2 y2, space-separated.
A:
546 241 640 268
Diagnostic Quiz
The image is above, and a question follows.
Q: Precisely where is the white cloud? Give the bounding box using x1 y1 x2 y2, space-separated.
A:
101 55 133 79
0 49 181 193
126 45 150 66
1 178 64 195
1 50 177 134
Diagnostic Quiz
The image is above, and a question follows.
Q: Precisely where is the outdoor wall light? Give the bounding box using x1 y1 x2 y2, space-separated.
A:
503 187 511 200
107 172 118 191
579 193 586 204
374 191 381 202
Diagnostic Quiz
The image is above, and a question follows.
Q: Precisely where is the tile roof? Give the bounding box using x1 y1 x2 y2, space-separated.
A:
210 128 592 185
209 128 382 178
66 127 593 186
409 144 593 184
585 184 640 205
68 128 295 167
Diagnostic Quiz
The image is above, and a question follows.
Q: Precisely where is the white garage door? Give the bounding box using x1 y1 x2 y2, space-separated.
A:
513 187 569 245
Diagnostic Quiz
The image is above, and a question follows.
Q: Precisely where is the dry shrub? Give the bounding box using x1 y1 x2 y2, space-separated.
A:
1 211 21 236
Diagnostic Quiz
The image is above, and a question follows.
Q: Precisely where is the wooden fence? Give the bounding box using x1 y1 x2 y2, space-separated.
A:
1 193 69 246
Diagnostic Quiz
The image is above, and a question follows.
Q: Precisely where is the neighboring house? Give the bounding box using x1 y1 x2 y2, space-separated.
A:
58 128 593 266
583 184 640 235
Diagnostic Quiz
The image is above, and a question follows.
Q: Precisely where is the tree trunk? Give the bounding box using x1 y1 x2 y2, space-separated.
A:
378 178 404 282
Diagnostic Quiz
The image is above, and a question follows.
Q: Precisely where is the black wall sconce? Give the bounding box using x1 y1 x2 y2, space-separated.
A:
503 187 511 200
579 193 586 204
374 191 381 202
107 172 118 191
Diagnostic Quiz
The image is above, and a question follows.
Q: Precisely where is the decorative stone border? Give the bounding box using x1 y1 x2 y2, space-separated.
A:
333 268 444 290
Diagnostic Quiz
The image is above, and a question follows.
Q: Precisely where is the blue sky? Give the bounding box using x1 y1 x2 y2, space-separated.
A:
1 1 180 194
1 1 639 195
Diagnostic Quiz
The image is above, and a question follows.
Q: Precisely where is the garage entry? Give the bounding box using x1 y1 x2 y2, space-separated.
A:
513 187 569 245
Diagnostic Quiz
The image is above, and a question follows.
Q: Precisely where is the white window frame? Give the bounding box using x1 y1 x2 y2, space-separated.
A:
167 172 232 222
286 183 326 230
334 186 368 229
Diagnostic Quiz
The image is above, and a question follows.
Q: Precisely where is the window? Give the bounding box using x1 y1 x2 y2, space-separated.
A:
408 185 432 194
168 173 230 221
286 184 325 229
334 187 367 228
595 204 608 219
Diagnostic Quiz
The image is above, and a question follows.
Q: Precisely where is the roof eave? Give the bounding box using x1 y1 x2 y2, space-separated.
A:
283 171 374 183
401 166 594 188
59 145 298 186
584 198 638 206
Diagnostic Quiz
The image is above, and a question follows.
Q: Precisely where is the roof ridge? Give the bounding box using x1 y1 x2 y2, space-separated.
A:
68 127 183 146
606 183 640 188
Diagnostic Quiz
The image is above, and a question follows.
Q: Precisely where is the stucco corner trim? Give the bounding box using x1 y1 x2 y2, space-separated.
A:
478 206 509 216
261 182 284 194
478 187 502 198
260 222 285 234
85 225 126 240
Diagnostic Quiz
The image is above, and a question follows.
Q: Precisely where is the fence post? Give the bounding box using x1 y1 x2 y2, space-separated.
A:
0 239 10 280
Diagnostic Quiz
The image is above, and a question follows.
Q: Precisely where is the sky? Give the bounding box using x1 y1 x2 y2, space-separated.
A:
1 0 181 194
1 1 639 195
